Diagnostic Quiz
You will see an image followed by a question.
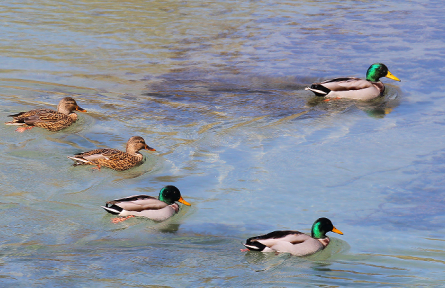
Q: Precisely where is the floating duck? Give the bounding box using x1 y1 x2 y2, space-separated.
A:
5 97 87 132
242 217 343 256
305 63 400 100
67 136 155 171
102 185 191 222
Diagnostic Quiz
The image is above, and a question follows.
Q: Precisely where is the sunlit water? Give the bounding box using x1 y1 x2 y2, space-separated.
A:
1 0 445 286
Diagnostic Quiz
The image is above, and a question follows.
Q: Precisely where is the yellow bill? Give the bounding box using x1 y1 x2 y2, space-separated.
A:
385 71 401 81
178 196 191 206
332 226 343 235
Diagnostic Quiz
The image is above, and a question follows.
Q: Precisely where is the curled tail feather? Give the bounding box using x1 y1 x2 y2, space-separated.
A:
305 84 331 97
244 238 267 251
67 156 91 166
101 205 123 215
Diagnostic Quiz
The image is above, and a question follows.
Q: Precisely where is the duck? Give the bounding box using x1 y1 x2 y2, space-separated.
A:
305 63 401 101
242 217 343 256
102 185 191 222
67 136 156 171
5 97 87 132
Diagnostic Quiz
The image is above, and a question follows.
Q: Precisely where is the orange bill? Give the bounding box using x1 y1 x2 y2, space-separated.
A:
332 226 343 235
76 106 87 112
385 71 401 82
178 196 191 206
145 144 156 151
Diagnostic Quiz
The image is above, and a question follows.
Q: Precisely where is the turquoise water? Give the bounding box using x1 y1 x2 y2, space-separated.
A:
1 0 445 286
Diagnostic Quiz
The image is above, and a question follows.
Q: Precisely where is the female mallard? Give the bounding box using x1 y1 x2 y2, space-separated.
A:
242 217 343 256
305 63 401 101
102 185 191 222
67 136 156 171
5 97 87 132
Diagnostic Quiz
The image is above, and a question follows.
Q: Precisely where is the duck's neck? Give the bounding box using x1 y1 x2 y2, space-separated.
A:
69 113 78 121
125 147 143 161
366 75 381 82
311 222 327 239
57 105 72 115
169 203 179 213
126 145 141 157
158 194 174 205
316 237 330 248
127 151 143 160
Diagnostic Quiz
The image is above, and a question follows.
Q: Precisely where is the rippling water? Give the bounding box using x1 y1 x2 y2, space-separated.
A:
1 0 445 286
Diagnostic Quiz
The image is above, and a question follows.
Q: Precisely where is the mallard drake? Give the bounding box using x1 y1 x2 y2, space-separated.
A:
102 185 191 222
242 217 343 256
305 63 401 101
67 136 156 171
5 97 87 132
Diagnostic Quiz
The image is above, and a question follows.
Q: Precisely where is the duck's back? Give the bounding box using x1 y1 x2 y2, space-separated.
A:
9 108 55 119
27 112 75 131
107 195 169 211
75 148 143 170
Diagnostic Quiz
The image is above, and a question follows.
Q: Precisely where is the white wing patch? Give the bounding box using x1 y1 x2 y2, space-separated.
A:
83 154 110 161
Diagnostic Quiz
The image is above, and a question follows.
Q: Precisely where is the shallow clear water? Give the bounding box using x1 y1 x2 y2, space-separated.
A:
1 0 445 286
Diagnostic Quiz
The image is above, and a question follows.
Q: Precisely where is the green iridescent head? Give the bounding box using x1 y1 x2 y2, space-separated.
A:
311 217 343 239
158 185 191 206
366 63 401 82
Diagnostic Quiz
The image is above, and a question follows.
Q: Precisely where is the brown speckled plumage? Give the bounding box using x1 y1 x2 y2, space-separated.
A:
68 136 156 171
5 97 86 132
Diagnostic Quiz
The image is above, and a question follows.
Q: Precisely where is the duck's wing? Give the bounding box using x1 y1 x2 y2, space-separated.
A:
6 109 56 124
130 204 179 221
319 77 371 91
22 112 69 125
244 230 325 256
244 230 309 251
8 108 55 119
104 195 169 212
306 77 383 100
306 77 368 95
69 149 127 162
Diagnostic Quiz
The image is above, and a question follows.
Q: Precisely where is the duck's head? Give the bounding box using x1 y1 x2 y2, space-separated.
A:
58 97 87 115
126 136 156 154
311 217 343 239
158 185 191 206
366 63 401 82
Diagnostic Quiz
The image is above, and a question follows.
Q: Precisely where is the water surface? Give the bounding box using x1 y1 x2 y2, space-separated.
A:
1 0 445 286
